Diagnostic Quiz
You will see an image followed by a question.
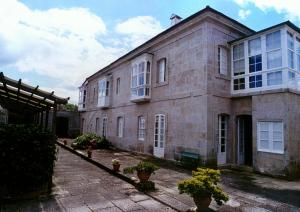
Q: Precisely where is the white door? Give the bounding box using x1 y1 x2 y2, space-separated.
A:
154 114 165 158
217 115 227 165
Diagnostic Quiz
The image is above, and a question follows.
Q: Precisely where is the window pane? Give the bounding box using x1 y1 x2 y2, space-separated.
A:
273 141 283 151
288 50 294 69
233 43 244 60
266 31 281 51
233 59 245 75
260 140 269 149
260 131 269 140
267 71 282 86
267 50 282 69
248 37 261 56
273 122 282 131
287 32 294 50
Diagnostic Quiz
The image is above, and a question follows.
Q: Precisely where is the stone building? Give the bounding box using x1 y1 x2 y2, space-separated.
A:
78 6 300 177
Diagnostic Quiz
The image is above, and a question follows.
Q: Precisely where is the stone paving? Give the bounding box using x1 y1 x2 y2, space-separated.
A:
59 139 300 212
1 147 175 212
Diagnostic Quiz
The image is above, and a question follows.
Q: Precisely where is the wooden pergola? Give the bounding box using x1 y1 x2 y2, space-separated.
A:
0 72 69 133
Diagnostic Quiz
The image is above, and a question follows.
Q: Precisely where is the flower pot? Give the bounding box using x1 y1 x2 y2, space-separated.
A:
137 171 151 182
193 195 212 210
63 140 67 145
87 151 92 158
113 164 120 172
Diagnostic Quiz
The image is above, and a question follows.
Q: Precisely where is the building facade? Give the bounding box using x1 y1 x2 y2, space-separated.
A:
78 6 300 177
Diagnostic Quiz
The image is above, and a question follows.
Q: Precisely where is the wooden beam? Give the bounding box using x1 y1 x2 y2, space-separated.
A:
0 72 68 104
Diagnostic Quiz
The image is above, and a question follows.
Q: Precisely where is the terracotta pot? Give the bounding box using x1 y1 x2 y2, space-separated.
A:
113 164 120 172
137 171 151 182
193 195 212 210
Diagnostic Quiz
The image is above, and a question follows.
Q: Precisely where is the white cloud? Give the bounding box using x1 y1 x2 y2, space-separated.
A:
0 0 163 104
238 9 251 19
115 16 164 48
233 0 300 22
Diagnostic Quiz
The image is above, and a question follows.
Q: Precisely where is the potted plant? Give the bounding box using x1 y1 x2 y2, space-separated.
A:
177 168 228 211
87 146 92 158
63 140 67 145
123 161 159 182
112 159 121 172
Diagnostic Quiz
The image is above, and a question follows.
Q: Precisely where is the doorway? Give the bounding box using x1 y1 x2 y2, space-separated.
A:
56 117 69 137
237 115 252 166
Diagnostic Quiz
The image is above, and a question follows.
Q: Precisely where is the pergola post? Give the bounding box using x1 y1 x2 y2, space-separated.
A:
40 111 44 127
52 103 57 134
45 110 49 129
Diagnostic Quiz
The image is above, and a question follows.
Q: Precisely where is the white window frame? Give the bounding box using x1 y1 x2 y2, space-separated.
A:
233 43 245 76
154 114 166 148
138 116 146 141
117 116 124 138
218 47 227 75
79 87 87 109
218 115 228 153
257 121 284 154
95 117 100 133
157 58 166 83
102 116 107 137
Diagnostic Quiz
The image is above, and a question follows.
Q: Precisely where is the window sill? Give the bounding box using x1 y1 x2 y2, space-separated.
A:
154 81 168 88
215 74 230 81
257 149 284 155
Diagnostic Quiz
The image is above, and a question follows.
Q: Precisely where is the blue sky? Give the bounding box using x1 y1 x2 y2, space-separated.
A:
1 0 299 103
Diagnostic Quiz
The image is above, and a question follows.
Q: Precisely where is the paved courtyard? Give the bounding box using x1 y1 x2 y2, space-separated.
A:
59 139 300 212
1 147 174 212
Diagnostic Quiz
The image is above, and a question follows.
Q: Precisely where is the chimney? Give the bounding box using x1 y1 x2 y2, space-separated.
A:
170 13 182 26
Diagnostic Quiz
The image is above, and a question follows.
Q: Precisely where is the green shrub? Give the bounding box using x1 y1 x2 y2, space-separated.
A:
96 136 111 149
178 168 228 205
123 162 159 174
0 124 57 197
72 133 111 149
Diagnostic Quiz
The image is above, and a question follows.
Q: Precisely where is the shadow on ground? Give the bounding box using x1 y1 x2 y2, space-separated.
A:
221 169 300 208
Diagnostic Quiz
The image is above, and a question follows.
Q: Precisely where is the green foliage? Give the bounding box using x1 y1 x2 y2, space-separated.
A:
123 162 159 174
112 159 120 165
178 168 229 205
0 124 57 197
136 181 155 192
72 133 111 149
96 136 110 149
58 103 78 111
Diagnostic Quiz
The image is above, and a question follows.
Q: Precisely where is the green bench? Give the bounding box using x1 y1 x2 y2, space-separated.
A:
180 151 200 159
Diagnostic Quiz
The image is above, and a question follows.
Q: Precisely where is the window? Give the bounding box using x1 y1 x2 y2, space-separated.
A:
267 71 282 86
218 115 228 153
157 58 166 83
95 118 100 133
154 114 166 148
117 117 124 138
116 77 120 94
102 117 107 137
266 31 282 69
296 37 300 71
98 78 109 107
79 88 87 109
287 32 295 69
257 121 284 154
138 116 146 141
249 75 262 88
248 37 261 56
131 61 150 98
218 47 227 75
233 78 245 90
233 43 245 76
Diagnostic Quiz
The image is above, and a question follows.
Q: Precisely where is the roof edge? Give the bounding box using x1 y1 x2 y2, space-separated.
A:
83 6 255 84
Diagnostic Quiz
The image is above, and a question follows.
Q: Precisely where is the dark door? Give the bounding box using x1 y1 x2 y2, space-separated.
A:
237 115 252 166
56 117 69 137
